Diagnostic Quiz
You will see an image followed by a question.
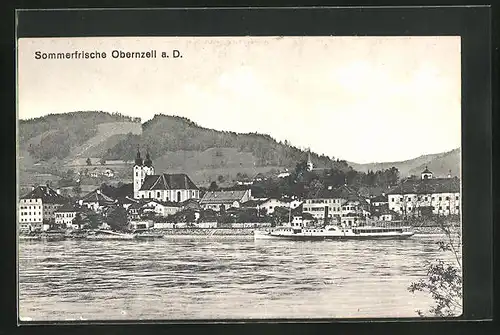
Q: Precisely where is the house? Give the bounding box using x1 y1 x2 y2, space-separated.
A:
127 202 143 221
129 220 154 230
141 200 182 217
302 184 370 224
370 194 388 208
236 179 254 186
341 212 364 227
79 188 116 212
116 196 140 210
240 199 266 215
341 199 371 221
302 185 356 223
253 173 266 182
277 172 291 179
259 198 297 215
200 189 252 211
54 203 81 228
387 167 460 217
133 149 200 202
90 168 100 178
180 198 202 211
103 168 115 178
372 207 398 222
18 185 68 232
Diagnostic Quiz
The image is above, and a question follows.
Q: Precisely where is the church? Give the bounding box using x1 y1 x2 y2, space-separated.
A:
133 149 200 202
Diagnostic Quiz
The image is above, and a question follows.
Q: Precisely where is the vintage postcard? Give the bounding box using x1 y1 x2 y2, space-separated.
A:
17 36 462 321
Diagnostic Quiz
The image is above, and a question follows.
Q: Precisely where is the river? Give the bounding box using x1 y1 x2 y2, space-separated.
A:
18 233 461 321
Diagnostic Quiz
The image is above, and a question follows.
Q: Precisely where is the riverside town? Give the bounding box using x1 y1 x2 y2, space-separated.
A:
18 35 463 320
18 146 460 241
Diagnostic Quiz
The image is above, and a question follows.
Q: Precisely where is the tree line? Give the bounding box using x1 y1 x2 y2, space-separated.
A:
103 114 350 169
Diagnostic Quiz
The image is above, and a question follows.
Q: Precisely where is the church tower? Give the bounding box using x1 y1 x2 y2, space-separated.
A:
133 147 155 199
133 148 144 199
143 149 155 176
306 150 314 172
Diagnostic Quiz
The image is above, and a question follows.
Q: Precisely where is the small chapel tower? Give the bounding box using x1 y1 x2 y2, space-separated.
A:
306 151 314 172
421 166 433 180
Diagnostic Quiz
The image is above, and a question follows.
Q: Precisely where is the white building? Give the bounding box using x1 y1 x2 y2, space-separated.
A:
340 199 371 227
259 198 302 215
104 168 115 178
141 200 181 217
54 204 79 228
133 149 200 202
18 185 68 231
387 167 460 217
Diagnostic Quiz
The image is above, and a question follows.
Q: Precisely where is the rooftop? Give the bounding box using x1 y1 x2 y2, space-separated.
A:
139 174 198 191
200 190 249 204
21 185 68 204
370 194 388 202
81 188 116 205
54 203 81 213
387 177 460 195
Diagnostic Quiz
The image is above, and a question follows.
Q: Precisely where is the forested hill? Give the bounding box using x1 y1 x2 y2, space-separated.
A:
349 148 460 178
19 111 142 161
103 114 349 170
18 112 350 173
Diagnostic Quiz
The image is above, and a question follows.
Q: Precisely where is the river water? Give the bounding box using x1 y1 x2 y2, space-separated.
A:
18 234 461 321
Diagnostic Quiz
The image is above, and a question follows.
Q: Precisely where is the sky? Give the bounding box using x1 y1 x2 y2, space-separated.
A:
17 36 461 164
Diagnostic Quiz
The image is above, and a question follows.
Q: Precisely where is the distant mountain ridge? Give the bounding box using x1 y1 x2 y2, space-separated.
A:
349 148 460 178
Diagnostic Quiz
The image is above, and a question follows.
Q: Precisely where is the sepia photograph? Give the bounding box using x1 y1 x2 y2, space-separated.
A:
17 35 462 321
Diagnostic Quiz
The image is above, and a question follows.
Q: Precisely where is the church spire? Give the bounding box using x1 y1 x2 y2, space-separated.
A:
144 148 153 167
134 146 143 166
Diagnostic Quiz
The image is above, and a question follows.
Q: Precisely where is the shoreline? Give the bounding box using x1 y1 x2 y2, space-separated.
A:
19 226 460 242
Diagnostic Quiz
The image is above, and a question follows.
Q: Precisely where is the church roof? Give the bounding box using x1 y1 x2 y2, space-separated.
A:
422 166 432 174
200 190 249 204
139 173 198 191
387 177 460 195
21 185 68 204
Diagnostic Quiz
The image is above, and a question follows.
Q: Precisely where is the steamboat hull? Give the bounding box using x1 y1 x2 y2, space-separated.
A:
266 233 414 241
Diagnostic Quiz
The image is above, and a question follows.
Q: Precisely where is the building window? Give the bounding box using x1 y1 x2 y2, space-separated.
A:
447 206 450 210
439 206 442 210
456 206 459 210
439 197 442 201
456 196 459 200
445 196 449 200
157 192 160 198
